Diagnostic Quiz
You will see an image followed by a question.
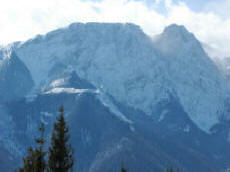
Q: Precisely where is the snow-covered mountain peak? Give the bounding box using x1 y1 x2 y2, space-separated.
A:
154 24 206 58
15 22 150 87
4 22 229 133
152 24 229 132
163 24 192 40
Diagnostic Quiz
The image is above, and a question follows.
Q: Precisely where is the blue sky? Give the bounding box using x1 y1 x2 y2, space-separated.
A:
84 0 227 14
135 0 209 11
0 0 229 57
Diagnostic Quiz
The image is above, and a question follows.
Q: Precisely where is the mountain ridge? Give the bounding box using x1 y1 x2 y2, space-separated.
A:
6 22 228 133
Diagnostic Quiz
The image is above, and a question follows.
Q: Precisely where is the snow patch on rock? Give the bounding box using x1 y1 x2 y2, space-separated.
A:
45 88 89 94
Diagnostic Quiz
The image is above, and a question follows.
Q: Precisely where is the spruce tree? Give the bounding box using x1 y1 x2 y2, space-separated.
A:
121 167 127 172
18 123 47 172
121 163 127 172
48 106 74 172
34 123 47 171
19 147 36 172
167 167 173 172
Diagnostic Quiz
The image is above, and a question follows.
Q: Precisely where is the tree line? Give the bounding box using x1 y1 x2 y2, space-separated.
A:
16 106 180 172
17 106 74 172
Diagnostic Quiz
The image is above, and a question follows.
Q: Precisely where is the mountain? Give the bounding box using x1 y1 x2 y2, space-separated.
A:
12 23 227 133
0 22 230 172
153 24 228 132
0 49 34 103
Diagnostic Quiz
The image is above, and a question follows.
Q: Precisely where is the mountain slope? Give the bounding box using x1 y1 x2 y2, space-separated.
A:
0 50 34 103
1 85 227 172
13 22 229 133
153 24 228 132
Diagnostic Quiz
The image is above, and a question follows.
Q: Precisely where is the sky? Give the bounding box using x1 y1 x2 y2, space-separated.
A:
0 0 230 57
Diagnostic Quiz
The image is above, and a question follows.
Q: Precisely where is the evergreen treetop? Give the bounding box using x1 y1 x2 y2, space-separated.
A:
48 106 74 172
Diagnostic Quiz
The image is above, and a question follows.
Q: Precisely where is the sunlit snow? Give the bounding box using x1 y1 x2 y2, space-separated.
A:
4 22 229 133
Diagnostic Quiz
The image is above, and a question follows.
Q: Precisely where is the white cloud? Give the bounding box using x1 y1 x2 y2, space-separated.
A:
0 0 229 57
205 0 230 18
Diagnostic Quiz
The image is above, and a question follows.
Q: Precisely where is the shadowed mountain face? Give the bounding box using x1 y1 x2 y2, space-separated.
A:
0 51 34 103
0 23 230 172
2 89 228 172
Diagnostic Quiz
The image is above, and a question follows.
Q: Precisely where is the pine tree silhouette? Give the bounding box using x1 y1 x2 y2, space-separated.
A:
19 147 36 172
167 167 173 172
121 162 128 172
18 123 47 172
48 106 74 172
34 123 47 171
